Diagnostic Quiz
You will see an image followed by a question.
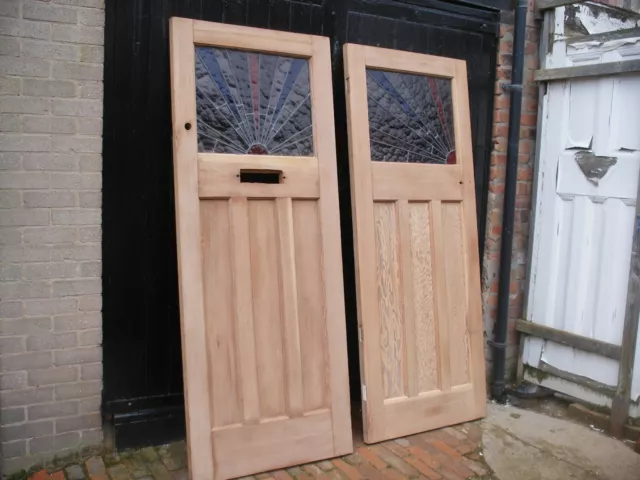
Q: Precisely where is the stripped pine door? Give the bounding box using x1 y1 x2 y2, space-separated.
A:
170 18 352 480
343 44 486 443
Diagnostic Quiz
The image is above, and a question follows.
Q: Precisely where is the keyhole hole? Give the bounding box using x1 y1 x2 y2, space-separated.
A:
185 122 192 130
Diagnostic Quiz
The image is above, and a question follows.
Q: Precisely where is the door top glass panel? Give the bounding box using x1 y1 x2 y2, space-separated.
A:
195 47 314 156
366 68 456 164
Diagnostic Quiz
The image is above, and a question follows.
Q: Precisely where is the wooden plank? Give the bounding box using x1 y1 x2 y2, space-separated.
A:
610 167 640 437
276 198 304 418
453 59 486 412
398 200 418 398
212 411 334 480
537 0 588 11
363 45 457 78
431 200 452 393
408 203 439 394
198 158 319 199
515 319 621 360
535 60 640 82
375 202 405 400
201 201 242 428
292 201 328 412
310 36 353 456
371 163 464 201
192 20 314 56
536 361 617 396
229 198 260 424
169 17 214 480
344 43 385 443
382 386 476 440
248 200 287 419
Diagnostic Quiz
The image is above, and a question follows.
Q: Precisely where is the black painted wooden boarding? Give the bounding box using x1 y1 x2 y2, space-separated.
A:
102 0 501 449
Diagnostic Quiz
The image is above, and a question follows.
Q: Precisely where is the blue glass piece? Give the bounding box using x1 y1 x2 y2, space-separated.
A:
195 47 313 156
366 68 456 164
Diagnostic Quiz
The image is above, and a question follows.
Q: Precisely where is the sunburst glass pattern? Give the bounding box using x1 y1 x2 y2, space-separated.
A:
366 69 456 165
194 47 314 156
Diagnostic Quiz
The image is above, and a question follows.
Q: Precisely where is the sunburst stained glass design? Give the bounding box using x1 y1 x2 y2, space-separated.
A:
366 69 456 164
194 47 313 156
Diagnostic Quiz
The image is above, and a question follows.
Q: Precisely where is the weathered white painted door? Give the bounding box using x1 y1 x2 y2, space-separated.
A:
523 8 640 413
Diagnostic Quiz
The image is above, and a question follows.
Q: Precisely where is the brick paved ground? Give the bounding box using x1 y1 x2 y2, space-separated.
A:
24 422 492 480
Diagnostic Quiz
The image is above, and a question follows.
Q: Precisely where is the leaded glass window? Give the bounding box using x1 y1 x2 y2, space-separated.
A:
366 69 456 164
195 47 313 156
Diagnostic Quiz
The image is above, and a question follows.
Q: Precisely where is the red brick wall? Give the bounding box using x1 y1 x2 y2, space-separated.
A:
482 0 540 380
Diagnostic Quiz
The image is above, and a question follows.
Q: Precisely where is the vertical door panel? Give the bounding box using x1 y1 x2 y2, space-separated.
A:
344 43 485 443
170 19 352 479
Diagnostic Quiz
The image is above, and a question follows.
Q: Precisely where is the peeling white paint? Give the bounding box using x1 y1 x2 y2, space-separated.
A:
571 3 640 35
526 13 640 413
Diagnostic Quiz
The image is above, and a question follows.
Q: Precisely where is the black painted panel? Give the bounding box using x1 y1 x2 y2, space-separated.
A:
103 0 499 448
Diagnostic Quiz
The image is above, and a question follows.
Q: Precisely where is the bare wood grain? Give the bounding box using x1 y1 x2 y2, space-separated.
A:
311 36 353 456
169 17 214 479
201 201 242 427
374 202 405 399
409 203 439 394
249 200 286 419
193 20 313 56
344 43 385 443
229 198 260 424
276 198 304 418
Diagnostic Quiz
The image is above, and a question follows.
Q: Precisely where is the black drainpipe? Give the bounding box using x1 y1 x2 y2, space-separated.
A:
491 0 528 400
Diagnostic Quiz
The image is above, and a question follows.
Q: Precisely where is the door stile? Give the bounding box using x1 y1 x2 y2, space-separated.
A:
453 62 487 406
344 43 385 443
311 37 353 455
169 17 214 479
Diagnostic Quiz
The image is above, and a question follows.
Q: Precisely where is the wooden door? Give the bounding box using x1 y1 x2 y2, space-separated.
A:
343 44 486 443
170 18 352 480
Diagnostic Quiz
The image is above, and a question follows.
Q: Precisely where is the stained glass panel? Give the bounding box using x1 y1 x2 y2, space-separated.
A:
194 47 313 156
366 69 456 164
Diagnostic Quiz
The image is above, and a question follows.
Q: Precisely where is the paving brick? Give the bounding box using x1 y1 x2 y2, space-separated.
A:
86 456 109 480
271 471 294 480
122 455 150 478
109 464 133 480
356 447 387 470
382 440 410 458
404 456 441 479
65 464 86 480
148 460 174 480
460 458 488 477
332 459 363 479
158 441 186 471
428 440 463 460
371 445 419 477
